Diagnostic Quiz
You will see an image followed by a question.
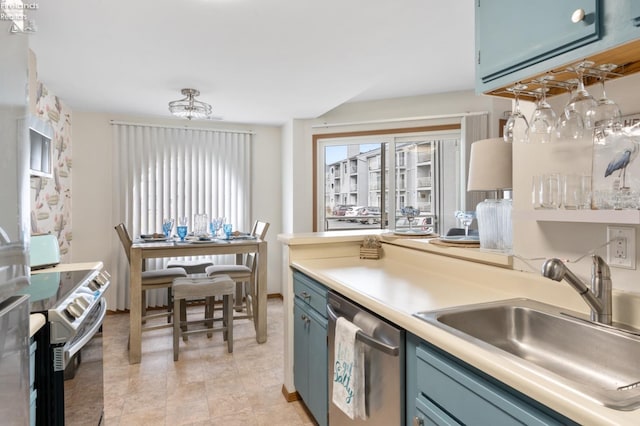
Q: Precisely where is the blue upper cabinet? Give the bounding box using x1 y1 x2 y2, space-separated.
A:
477 0 600 86
632 1 640 27
476 0 640 97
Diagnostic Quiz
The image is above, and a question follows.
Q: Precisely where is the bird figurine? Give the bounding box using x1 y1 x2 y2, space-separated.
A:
604 136 639 189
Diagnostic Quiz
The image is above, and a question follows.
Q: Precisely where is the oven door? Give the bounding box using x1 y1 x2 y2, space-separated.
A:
54 298 106 425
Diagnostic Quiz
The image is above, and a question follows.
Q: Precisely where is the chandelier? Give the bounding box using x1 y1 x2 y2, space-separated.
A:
168 88 212 120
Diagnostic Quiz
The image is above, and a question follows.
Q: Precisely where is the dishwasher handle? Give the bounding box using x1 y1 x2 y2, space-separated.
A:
327 302 400 356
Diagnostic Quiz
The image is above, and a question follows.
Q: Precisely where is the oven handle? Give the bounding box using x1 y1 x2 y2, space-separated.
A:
327 302 399 356
64 298 107 364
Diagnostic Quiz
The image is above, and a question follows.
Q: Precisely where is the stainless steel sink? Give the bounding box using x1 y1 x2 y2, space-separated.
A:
415 298 640 410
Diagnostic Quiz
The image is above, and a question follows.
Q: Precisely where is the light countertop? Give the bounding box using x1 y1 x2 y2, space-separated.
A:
31 261 103 275
29 313 45 337
287 239 640 425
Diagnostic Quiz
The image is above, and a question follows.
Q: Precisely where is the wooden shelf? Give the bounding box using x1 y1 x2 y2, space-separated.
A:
514 209 640 224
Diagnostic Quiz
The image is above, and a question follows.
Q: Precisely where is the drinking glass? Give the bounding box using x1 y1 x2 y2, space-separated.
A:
454 211 475 237
503 83 530 143
592 63 622 134
212 217 225 237
564 61 598 130
529 77 557 144
223 223 233 239
401 206 420 232
541 173 561 209
555 79 585 141
176 225 188 241
162 218 174 238
193 213 208 236
209 218 220 237
177 216 188 241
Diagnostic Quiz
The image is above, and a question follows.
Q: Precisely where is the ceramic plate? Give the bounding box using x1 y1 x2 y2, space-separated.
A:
440 235 480 243
393 230 434 236
140 236 168 242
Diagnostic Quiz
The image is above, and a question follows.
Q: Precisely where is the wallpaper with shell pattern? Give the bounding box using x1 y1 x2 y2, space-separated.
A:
30 82 72 261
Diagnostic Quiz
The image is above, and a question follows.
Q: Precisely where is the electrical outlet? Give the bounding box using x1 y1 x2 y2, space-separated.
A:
607 226 636 269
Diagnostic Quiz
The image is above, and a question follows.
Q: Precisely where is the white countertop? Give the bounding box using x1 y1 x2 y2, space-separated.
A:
29 313 45 337
31 261 103 275
288 239 640 425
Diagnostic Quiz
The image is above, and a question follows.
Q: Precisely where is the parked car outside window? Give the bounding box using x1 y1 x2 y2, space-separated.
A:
359 206 381 224
332 204 354 217
345 206 365 222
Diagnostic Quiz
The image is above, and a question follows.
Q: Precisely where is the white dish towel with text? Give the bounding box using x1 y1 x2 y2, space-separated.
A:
332 316 366 420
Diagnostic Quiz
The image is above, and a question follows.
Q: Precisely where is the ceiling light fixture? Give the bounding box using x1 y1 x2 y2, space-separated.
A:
168 88 212 120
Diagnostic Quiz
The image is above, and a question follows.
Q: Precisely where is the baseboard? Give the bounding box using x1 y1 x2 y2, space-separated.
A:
281 384 300 402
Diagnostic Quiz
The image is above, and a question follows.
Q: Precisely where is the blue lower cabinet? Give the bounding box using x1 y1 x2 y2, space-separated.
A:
406 334 579 426
293 271 328 426
415 395 460 426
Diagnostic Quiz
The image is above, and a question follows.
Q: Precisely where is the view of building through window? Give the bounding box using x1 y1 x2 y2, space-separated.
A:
322 137 442 232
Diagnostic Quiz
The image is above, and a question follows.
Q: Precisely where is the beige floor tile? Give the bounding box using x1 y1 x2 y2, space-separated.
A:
103 299 314 425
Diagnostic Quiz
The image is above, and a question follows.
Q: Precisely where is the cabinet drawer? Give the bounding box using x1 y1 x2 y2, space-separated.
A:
416 344 566 426
293 270 328 317
415 395 460 426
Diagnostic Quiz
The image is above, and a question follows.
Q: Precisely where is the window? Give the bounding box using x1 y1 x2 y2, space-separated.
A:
314 126 463 234
111 123 252 310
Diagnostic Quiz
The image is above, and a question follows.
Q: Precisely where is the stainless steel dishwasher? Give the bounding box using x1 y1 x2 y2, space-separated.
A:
327 291 405 425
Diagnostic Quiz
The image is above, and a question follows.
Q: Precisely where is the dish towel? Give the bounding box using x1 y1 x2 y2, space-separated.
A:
332 316 366 420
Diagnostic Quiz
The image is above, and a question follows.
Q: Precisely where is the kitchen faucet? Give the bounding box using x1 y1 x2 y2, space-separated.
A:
541 255 612 325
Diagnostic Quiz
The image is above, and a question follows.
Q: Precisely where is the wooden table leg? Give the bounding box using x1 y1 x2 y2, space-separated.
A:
234 253 244 311
129 247 142 364
255 241 267 343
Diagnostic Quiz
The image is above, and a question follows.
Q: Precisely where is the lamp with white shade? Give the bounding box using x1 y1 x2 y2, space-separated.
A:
467 138 513 252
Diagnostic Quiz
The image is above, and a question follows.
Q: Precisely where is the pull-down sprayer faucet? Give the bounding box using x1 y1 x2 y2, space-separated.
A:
541 255 612 325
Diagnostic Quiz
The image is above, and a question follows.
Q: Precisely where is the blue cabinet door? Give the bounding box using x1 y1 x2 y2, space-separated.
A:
293 301 310 402
406 334 579 426
306 307 328 426
632 1 640 26
293 271 328 426
476 0 600 85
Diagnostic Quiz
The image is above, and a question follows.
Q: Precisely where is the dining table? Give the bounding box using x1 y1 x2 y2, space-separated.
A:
128 237 267 364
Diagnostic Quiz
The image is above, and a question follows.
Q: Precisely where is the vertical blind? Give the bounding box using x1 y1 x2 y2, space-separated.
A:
111 123 252 310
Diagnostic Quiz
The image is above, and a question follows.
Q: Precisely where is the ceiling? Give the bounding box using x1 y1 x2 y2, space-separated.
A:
28 0 476 126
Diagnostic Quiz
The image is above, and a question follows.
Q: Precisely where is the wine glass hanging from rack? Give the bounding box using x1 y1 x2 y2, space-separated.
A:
498 61 623 143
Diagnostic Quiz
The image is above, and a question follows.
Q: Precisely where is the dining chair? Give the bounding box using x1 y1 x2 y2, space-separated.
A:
114 223 187 330
205 220 269 320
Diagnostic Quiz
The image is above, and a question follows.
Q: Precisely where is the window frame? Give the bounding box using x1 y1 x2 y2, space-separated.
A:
312 124 461 232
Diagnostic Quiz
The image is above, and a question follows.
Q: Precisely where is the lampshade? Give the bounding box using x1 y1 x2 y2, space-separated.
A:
168 88 212 120
467 138 513 191
467 138 513 253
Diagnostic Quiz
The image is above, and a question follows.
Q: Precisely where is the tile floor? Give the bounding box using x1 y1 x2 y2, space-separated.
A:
103 299 315 425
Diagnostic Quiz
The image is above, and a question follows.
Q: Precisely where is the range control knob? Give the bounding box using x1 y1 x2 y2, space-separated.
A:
74 295 90 309
65 302 84 319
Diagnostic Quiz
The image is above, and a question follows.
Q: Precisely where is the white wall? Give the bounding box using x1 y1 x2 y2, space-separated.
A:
512 72 640 294
71 112 283 307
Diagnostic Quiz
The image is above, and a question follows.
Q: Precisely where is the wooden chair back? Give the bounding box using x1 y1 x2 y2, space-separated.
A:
246 220 269 275
114 223 133 262
251 220 270 240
